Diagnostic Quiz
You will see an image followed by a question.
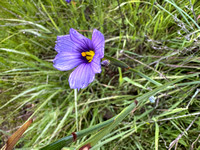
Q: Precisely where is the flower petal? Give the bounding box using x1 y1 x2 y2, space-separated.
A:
66 0 71 3
53 51 84 71
69 63 95 89
55 35 82 53
92 29 105 58
91 54 101 73
70 28 93 51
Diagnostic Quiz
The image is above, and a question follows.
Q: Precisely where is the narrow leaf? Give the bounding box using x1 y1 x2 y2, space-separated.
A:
3 119 33 150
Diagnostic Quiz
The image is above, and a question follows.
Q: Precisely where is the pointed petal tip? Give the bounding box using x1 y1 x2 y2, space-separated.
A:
69 28 77 34
93 28 98 33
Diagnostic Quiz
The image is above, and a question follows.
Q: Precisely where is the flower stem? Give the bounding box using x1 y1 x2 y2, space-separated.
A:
74 89 78 131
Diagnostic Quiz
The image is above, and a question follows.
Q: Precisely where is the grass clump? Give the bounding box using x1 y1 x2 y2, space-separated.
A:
0 0 200 149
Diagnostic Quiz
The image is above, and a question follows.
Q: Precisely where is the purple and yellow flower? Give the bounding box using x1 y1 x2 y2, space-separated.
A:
53 28 105 89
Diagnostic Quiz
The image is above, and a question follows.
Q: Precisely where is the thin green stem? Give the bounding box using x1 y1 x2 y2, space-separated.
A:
74 89 78 131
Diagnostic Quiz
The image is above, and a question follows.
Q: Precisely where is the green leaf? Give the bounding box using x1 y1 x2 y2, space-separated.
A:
76 102 137 149
123 77 147 90
40 118 115 150
104 55 129 68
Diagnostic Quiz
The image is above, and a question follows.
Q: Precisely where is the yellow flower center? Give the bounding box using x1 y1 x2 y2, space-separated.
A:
81 50 95 62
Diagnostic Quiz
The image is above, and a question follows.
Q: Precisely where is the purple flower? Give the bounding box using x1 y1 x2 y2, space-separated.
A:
66 0 71 3
53 28 105 89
